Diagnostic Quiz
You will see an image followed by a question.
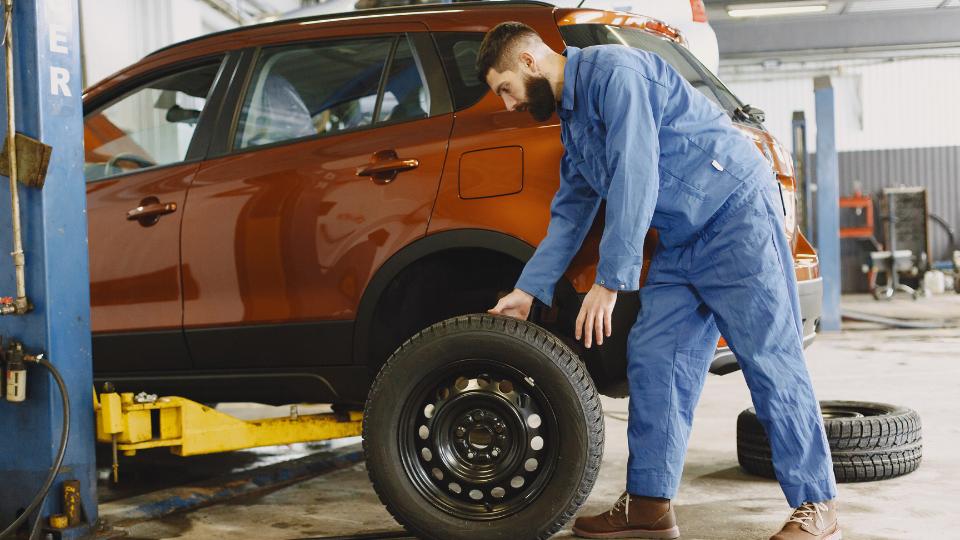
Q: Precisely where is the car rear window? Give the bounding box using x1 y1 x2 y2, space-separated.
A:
432 32 488 111
559 24 743 117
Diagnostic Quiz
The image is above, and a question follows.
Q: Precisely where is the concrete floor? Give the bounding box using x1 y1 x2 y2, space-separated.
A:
109 294 960 540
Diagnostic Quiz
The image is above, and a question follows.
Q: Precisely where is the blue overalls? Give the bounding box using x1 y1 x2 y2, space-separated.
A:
514 45 837 508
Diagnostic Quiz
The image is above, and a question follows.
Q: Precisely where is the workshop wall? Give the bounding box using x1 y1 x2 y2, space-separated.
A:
808 145 960 293
79 0 303 89
720 55 960 154
718 55 960 293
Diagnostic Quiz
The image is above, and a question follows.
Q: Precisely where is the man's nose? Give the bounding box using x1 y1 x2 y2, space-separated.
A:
503 95 517 111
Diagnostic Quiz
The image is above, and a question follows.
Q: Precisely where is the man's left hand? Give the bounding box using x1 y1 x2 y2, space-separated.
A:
576 283 618 348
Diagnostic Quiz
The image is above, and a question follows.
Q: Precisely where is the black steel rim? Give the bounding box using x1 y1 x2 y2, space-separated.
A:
398 359 560 520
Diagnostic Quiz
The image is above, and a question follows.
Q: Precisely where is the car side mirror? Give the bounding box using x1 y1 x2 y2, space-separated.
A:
166 105 201 125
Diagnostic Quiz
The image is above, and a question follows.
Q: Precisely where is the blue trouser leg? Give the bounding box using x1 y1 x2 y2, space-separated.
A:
625 244 720 498
690 184 837 507
625 182 837 507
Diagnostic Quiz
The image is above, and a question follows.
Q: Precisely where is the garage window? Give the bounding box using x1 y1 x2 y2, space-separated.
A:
234 34 432 150
83 61 222 182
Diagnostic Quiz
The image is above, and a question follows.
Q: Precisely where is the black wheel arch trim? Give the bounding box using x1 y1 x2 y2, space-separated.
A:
352 228 578 367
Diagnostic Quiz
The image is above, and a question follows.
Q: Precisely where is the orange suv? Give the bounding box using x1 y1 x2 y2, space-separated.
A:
83 2 821 537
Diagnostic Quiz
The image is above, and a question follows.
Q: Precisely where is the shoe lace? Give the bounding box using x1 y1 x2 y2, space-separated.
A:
786 502 828 531
610 492 630 520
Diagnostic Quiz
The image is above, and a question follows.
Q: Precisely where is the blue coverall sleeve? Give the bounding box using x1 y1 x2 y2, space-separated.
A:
515 152 601 307
595 67 663 291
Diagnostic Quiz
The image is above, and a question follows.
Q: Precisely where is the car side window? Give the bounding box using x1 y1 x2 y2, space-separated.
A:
432 32 487 111
234 34 433 150
83 61 222 182
378 37 430 123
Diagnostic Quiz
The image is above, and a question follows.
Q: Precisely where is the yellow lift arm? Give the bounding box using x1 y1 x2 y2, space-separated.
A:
94 391 362 480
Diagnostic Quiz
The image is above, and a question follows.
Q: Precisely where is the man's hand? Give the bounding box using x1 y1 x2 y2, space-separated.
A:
576 283 618 348
488 288 535 320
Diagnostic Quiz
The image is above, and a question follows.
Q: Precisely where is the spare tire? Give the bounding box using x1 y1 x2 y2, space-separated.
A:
363 314 604 540
737 400 922 483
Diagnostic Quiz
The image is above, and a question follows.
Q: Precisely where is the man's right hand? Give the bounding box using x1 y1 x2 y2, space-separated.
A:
488 288 535 320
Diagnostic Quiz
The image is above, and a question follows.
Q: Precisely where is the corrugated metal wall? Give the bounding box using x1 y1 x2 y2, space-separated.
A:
811 146 960 292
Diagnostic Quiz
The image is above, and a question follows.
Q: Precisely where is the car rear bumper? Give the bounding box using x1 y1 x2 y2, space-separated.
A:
709 276 823 375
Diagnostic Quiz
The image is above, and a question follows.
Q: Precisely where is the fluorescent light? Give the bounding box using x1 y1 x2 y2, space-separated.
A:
727 2 828 18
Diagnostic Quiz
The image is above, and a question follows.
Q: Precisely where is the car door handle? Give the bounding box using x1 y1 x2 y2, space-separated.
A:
356 150 419 184
127 197 177 226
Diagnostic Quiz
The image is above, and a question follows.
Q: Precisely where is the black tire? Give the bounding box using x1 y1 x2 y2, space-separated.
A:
737 400 922 483
363 314 604 540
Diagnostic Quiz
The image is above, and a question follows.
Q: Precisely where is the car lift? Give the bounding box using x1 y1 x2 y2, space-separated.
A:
94 390 362 481
0 1 97 538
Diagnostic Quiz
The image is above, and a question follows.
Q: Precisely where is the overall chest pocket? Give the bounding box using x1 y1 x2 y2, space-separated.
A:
571 122 608 188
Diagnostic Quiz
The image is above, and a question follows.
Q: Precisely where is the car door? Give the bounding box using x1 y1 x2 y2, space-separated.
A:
84 57 226 372
181 27 453 369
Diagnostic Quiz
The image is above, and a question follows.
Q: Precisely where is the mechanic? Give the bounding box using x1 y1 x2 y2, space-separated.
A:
480 22 840 540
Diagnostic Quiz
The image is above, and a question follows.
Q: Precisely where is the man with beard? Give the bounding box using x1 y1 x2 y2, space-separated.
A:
480 21 840 540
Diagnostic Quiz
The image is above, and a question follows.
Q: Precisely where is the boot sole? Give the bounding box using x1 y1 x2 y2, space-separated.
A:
571 525 681 539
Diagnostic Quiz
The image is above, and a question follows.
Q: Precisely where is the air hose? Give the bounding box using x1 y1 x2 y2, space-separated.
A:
0 357 71 539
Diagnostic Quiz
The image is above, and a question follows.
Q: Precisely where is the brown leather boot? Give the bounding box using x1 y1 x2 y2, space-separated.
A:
572 492 680 539
770 500 842 540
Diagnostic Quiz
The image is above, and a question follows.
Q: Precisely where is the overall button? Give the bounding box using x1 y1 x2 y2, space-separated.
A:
711 160 724 172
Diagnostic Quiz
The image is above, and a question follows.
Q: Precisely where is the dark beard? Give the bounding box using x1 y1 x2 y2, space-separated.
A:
524 75 556 122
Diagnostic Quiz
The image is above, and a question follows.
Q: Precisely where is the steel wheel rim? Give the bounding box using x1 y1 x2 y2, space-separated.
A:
398 358 559 520
821 404 891 419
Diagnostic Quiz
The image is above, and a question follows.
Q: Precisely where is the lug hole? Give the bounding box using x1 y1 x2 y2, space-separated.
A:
530 436 544 451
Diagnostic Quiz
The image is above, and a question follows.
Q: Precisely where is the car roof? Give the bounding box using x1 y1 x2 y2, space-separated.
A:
147 1 555 59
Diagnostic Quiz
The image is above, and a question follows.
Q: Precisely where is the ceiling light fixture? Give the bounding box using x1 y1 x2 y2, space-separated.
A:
726 2 828 18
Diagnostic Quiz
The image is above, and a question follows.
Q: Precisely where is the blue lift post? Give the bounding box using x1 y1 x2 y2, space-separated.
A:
814 76 841 332
0 0 95 538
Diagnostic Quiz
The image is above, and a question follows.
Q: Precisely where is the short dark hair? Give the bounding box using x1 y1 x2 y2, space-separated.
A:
475 21 540 83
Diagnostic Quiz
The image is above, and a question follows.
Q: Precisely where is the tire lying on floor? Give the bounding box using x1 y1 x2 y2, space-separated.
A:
737 400 922 483
363 314 604 540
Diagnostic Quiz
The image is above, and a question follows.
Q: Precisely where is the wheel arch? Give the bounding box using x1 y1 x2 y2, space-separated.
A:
354 228 579 369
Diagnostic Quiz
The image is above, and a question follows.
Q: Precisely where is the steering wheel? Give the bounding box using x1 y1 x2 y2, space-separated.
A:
106 152 156 173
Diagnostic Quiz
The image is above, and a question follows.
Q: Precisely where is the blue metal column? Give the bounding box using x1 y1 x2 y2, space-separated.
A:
814 76 840 331
0 0 95 537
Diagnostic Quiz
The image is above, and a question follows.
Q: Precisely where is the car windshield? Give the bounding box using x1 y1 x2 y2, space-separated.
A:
559 24 752 124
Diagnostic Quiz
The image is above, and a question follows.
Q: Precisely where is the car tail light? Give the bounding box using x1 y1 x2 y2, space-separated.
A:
643 19 682 41
690 0 708 22
778 178 798 248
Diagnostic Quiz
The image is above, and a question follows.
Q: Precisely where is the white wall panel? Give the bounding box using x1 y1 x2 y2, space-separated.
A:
720 56 960 153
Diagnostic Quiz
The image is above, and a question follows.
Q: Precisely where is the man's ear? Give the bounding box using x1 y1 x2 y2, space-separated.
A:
518 51 537 75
